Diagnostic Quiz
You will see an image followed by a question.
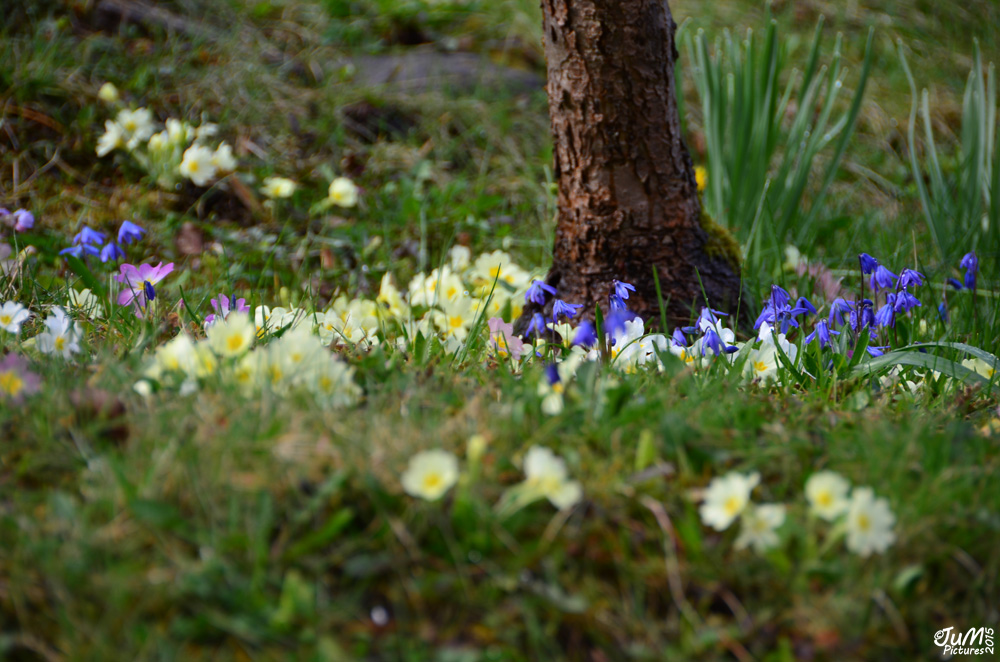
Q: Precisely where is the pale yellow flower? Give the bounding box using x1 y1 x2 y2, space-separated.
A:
845 487 896 557
328 177 359 208
178 144 218 186
699 471 760 531
98 82 119 104
805 470 850 521
207 312 254 357
401 450 460 501
261 176 297 199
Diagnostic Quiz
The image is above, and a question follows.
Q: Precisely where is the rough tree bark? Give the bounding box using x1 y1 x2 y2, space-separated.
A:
525 0 741 329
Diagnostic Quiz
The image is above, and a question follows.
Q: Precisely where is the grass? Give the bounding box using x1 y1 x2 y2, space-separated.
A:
2 1 999 660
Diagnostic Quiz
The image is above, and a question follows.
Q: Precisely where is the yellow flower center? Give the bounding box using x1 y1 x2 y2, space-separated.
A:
422 472 443 491
319 376 333 392
55 336 66 351
227 333 245 352
188 160 200 173
723 496 741 516
0 314 11 325
754 360 768 373
448 315 464 330
552 383 564 394
0 370 24 396
856 513 871 532
817 492 833 507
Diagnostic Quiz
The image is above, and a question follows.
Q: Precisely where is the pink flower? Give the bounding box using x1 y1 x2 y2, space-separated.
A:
204 292 250 327
116 262 174 315
488 317 525 361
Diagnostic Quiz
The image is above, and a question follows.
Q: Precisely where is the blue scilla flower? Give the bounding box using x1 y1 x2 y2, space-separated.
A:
796 296 817 315
524 279 556 305
828 298 854 329
671 327 687 347
870 265 897 292
100 242 125 263
947 278 964 290
544 362 560 386
701 328 726 356
938 302 949 322
874 294 896 328
73 226 106 247
898 268 924 289
612 279 636 300
144 280 157 302
609 294 627 312
552 299 583 321
770 284 791 308
805 319 840 349
893 290 921 314
59 244 99 258
961 251 978 290
859 253 878 274
866 345 888 357
572 320 597 348
117 220 146 245
526 312 547 339
603 309 632 338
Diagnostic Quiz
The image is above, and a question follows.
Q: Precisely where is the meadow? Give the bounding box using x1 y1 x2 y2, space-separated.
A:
1 1 998 660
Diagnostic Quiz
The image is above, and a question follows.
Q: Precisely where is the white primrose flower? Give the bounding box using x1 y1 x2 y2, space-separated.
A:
448 245 471 272
805 471 851 521
178 144 218 186
699 471 760 531
401 450 460 501
0 301 31 334
961 357 997 380
735 504 786 553
96 120 124 157
522 445 583 509
116 107 155 149
307 354 362 407
36 307 82 359
68 289 104 320
211 142 237 172
845 487 896 557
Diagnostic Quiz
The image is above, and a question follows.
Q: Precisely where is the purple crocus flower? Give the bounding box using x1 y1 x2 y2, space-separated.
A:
524 279 556 305
572 320 597 348
116 262 175 316
612 279 636 300
204 292 250 327
898 268 924 289
117 220 146 245
805 319 839 349
870 265 897 292
859 253 878 274
11 209 34 232
552 299 583 321
100 242 125 263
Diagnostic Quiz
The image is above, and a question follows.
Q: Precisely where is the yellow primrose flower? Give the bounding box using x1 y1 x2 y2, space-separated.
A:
178 144 218 187
207 312 254 357
699 471 760 531
98 82 119 103
211 142 237 172
401 450 460 501
261 176 297 199
328 177 359 208
804 470 850 521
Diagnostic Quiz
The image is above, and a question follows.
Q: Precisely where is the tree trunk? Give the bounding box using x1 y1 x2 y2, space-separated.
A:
527 0 741 330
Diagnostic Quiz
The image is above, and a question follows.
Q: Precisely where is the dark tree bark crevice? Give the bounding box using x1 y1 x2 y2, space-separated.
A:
520 0 742 334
